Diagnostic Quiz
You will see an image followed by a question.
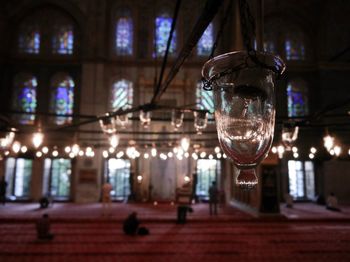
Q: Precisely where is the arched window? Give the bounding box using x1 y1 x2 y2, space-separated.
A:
13 73 37 125
52 24 74 54
111 79 133 111
285 32 305 60
18 24 40 54
154 14 176 56
115 10 133 55
196 81 214 119
50 73 75 125
287 80 308 117
197 23 213 56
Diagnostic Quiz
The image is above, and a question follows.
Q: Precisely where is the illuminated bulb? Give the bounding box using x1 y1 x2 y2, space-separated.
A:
330 149 335 155
184 152 189 158
116 151 124 158
65 146 71 153
176 154 183 160
200 152 206 158
184 175 191 182
160 153 167 160
167 152 173 158
72 144 80 155
214 146 221 153
180 137 190 152
109 147 115 154
78 150 84 156
192 152 198 160
153 201 158 206
271 146 277 154
216 153 222 159
103 150 109 158
52 150 58 157
20 146 28 153
348 149 350 156
36 151 42 158
151 148 157 157
137 175 143 183
12 141 21 153
144 153 149 159
223 153 227 159
334 145 341 156
42 146 49 154
277 145 285 158
323 135 334 151
90 151 95 157
208 154 214 159
177 148 184 156
69 152 75 158
173 147 178 154
292 147 298 153
109 134 119 148
310 147 317 154
309 153 314 159
293 152 299 158
4 151 9 156
32 132 44 148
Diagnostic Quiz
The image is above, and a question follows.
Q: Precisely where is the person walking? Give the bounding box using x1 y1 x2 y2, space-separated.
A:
209 181 219 215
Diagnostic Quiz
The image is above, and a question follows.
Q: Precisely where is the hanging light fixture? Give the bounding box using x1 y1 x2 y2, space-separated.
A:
323 134 335 152
12 141 21 154
180 136 190 152
281 123 299 150
109 134 119 148
32 131 44 149
0 128 16 149
99 113 116 134
193 111 208 134
116 114 129 128
139 110 151 128
171 109 184 130
71 144 80 156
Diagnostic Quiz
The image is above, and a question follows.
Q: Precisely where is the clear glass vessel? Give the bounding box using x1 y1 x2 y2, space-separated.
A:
202 51 285 190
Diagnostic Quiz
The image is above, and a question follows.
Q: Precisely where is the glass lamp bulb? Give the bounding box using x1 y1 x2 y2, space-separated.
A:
99 113 116 134
193 111 208 134
116 114 129 129
139 110 151 128
323 135 334 151
32 132 44 148
171 110 184 130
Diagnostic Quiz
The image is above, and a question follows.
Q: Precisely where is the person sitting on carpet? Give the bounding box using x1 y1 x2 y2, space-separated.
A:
36 214 54 240
326 192 341 212
123 212 149 235
285 193 294 208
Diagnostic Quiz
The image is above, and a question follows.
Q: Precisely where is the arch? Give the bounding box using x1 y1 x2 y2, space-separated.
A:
12 73 38 125
286 79 308 117
50 73 75 125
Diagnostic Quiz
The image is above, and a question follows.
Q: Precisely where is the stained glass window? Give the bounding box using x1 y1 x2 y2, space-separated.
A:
111 79 133 111
116 17 133 55
285 33 305 60
264 40 276 53
287 81 308 117
52 25 74 54
155 15 176 56
13 74 37 125
196 81 214 119
197 23 213 56
18 26 40 54
51 74 74 125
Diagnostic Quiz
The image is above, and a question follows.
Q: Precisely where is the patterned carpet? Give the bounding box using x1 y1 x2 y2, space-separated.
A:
0 203 350 261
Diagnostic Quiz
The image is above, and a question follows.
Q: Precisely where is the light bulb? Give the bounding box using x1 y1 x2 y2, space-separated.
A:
184 175 191 182
323 135 334 151
208 154 213 159
72 144 80 156
65 146 71 153
20 146 28 153
309 153 314 159
144 152 149 159
12 141 21 153
139 110 151 128
42 146 49 154
293 152 299 158
52 150 58 157
99 113 116 134
171 110 184 130
116 151 124 158
0 130 15 149
310 147 317 154
192 152 198 160
181 137 190 152
216 153 222 159
167 152 173 158
292 147 298 153
271 146 277 154
334 146 341 156
200 152 206 158
214 146 221 153
151 148 157 157
103 150 109 158
32 132 44 148
137 175 143 183
36 151 42 158
193 111 208 134
109 134 119 148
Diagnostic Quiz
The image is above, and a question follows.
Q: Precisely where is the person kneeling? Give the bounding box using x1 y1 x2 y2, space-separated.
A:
123 212 149 236
36 214 54 240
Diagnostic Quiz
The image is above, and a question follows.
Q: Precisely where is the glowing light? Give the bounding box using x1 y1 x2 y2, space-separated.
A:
180 137 190 152
200 152 206 158
310 147 317 154
192 152 198 160
4 151 9 156
109 147 115 154
223 153 227 159
103 150 109 158
184 152 189 158
151 148 157 157
116 151 124 158
216 153 222 159
137 175 143 183
69 152 75 158
292 146 298 153
330 149 335 156
153 201 158 206
52 150 58 157
293 152 299 158
214 146 221 154
36 151 42 158
173 147 178 154
72 144 80 156
42 146 49 154
12 141 21 153
64 146 71 153
78 150 84 156
20 146 28 153
323 135 334 151
144 152 149 159
184 175 190 182
208 154 214 159
309 153 314 159
271 146 277 154
109 134 119 148
32 132 44 148
167 152 173 158
334 145 341 156
160 153 167 160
